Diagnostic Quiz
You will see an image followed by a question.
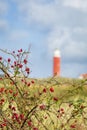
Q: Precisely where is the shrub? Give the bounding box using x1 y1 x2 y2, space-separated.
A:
0 48 87 130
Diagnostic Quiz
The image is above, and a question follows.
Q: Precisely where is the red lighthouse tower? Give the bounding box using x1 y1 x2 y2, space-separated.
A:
53 49 61 76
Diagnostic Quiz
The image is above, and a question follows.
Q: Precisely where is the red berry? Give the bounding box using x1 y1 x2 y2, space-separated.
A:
8 58 11 62
12 107 16 111
20 49 22 52
53 97 58 101
13 51 15 53
2 123 7 127
28 121 32 127
50 87 54 92
44 116 47 119
20 114 24 120
39 104 46 110
1 98 5 102
13 92 18 97
60 108 64 111
0 78 2 80
70 124 76 128
12 113 19 120
9 89 13 94
62 111 65 114
0 87 4 93
9 105 12 109
18 49 22 52
14 61 16 65
23 59 27 64
31 80 34 84
25 67 30 72
43 88 46 93
27 83 31 86
17 54 19 57
19 64 23 68
0 56 2 60
80 105 85 109
11 65 14 68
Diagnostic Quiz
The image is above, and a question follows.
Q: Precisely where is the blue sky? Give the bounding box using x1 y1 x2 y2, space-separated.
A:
0 0 87 78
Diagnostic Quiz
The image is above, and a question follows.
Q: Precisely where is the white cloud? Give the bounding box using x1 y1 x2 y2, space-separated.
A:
14 0 87 29
8 30 29 41
29 2 56 26
14 0 63 27
46 27 87 63
63 0 87 12
13 0 87 67
47 27 71 52
47 26 87 77
73 27 87 33
63 41 87 61
0 1 8 31
0 0 8 15
0 19 8 31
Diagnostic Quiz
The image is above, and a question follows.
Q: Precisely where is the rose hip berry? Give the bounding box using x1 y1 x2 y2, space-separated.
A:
50 87 54 92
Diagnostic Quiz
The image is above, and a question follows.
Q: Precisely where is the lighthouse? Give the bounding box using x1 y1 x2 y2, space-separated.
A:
53 49 61 76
